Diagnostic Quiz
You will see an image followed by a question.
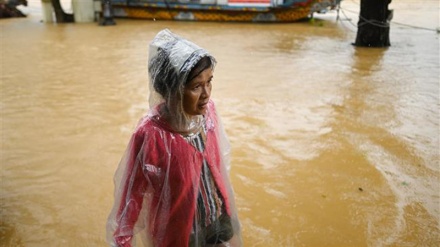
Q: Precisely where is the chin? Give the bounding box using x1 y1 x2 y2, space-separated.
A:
186 110 205 116
193 111 205 116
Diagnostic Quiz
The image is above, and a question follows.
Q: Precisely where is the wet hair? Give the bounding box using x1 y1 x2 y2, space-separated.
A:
186 56 213 85
149 47 180 98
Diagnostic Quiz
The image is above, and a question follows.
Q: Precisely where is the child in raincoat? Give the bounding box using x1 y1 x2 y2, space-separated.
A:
106 29 242 247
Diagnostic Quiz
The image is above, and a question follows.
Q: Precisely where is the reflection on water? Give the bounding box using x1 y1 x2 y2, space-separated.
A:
1 0 439 246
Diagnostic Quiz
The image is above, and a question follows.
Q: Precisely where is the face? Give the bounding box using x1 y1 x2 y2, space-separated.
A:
183 67 213 116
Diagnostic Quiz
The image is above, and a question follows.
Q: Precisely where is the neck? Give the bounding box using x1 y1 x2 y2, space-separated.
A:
159 105 204 135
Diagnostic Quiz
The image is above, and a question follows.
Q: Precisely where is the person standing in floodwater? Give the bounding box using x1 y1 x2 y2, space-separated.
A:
106 29 242 247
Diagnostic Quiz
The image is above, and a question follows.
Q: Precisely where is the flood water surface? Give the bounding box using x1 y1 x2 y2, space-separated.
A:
1 0 439 246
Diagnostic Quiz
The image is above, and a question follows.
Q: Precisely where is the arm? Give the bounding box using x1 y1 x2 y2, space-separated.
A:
107 130 148 247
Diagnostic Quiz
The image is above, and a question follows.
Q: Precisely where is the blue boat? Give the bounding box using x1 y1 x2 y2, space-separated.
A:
110 0 341 22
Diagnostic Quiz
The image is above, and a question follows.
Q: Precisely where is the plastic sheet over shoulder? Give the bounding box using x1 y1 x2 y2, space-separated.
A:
106 101 242 247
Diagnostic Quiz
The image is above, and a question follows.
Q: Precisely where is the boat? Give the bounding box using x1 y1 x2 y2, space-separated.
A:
110 0 341 23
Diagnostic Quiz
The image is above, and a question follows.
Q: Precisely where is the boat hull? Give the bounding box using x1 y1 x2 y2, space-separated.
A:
110 0 339 22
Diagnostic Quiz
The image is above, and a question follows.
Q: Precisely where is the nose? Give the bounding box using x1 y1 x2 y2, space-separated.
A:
201 84 211 99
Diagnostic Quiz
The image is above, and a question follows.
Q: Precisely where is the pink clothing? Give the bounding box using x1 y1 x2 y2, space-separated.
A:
109 101 233 247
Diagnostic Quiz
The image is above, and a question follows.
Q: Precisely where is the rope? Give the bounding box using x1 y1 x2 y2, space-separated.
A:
338 3 439 33
338 8 357 32
391 21 439 32
341 7 389 28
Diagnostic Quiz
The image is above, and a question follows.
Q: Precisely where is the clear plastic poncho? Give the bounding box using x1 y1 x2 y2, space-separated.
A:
106 29 242 247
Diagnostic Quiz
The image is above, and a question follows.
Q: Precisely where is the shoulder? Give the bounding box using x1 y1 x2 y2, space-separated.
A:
134 116 154 134
128 116 173 156
207 99 218 117
131 115 164 143
206 99 220 131
208 99 216 109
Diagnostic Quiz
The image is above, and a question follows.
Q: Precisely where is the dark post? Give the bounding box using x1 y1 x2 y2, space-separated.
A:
354 0 393 47
100 0 116 26
51 0 74 22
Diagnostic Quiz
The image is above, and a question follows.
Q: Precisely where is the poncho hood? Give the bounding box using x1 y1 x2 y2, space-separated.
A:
147 29 216 134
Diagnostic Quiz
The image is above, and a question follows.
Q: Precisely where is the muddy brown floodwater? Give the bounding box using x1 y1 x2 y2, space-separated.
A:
1 0 439 246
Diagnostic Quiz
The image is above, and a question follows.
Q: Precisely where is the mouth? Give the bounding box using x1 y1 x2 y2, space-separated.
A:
198 101 208 109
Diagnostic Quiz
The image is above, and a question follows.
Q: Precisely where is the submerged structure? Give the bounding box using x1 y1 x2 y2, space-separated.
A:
110 0 341 22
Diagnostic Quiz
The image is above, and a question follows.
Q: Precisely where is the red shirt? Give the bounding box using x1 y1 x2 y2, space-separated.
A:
112 101 231 247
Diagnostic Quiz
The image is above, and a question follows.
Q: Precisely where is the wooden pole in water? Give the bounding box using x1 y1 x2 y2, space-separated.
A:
354 0 393 47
